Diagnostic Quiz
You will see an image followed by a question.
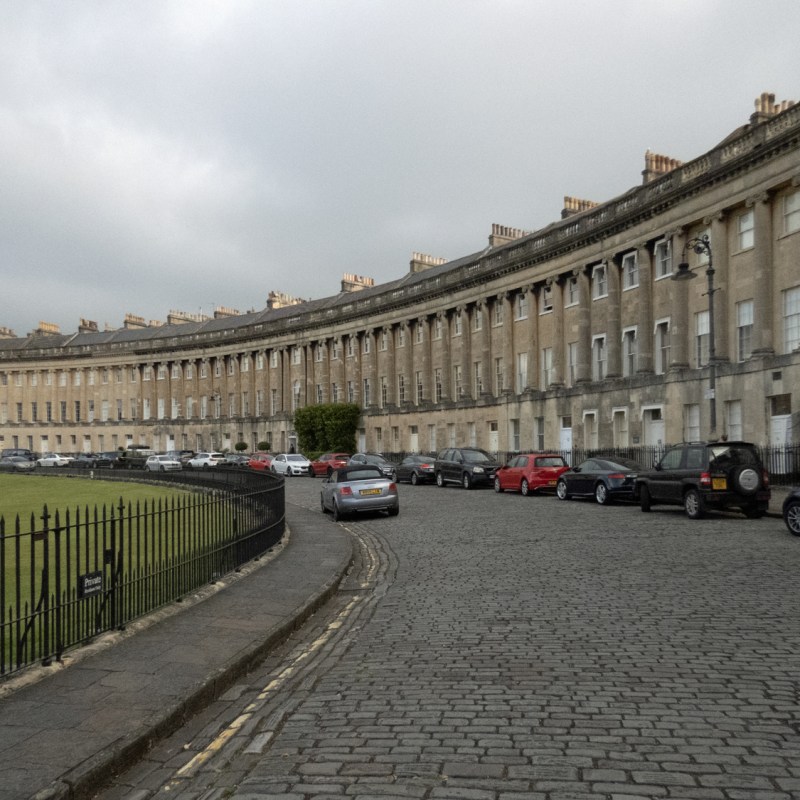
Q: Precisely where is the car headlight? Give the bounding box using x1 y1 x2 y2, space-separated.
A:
473 466 484 473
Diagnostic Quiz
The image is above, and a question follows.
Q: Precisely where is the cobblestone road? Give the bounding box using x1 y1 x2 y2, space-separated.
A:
98 478 800 800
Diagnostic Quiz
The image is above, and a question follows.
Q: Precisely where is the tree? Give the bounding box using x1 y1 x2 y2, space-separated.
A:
234 441 248 453
293 403 361 452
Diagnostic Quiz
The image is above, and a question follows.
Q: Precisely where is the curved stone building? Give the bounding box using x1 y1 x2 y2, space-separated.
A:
1 93 798 458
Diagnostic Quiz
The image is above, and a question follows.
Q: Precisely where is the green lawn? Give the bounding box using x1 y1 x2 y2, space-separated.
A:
0 473 189 531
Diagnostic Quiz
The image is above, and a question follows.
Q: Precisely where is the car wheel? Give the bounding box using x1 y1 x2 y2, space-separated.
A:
388 505 399 517
521 479 530 497
332 500 342 522
785 500 800 536
391 470 398 482
731 465 760 496
640 485 652 512
436 472 445 487
594 482 609 505
160 465 165 472
494 477 502 493
411 472 419 486
684 488 706 519
462 472 472 490
556 479 569 501
320 495 327 513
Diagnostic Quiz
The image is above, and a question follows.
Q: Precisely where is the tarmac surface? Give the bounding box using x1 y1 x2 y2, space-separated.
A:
0 484 795 800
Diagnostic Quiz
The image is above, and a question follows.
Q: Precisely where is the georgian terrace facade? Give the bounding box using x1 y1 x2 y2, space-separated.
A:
1 94 799 458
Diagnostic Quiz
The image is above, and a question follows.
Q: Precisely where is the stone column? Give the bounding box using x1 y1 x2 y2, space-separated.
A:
669 229 691 371
459 305 472 400
480 299 492 397
401 322 413 406
704 212 729 364
280 348 290 412
417 316 431 404
606 258 622 379
636 242 654 374
502 291 514 392
363 329 376 408
749 192 774 355
549 277 565 387
438 311 451 401
383 327 395 405
575 268 591 384
333 337 345 402
524 286 537 391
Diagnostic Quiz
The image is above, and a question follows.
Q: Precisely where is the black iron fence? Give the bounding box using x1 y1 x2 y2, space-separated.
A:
383 443 800 486
1 469 284 678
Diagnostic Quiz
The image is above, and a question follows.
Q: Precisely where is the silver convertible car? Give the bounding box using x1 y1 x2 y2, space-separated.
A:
320 465 399 521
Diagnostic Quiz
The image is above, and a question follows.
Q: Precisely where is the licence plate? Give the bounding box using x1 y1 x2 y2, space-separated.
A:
712 477 727 490
360 488 381 496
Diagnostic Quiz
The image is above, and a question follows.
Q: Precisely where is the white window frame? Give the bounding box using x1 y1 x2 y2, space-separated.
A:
622 326 638 377
736 300 754 362
737 209 754 251
591 335 607 381
654 318 671 375
784 190 800 234
654 238 672 279
695 310 710 367
592 263 608 299
566 277 579 306
784 286 800 353
539 285 553 314
622 252 639 290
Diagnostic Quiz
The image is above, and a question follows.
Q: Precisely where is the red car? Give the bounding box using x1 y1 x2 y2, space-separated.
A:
494 453 569 496
309 452 351 477
248 453 273 471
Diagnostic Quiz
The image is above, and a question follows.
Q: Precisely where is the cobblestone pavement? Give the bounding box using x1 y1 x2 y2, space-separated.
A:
97 479 800 800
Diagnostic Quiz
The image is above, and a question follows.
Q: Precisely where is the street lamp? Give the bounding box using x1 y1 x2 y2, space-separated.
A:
671 234 718 438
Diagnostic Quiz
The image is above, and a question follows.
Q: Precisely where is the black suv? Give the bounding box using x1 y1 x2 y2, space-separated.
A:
434 447 501 489
635 441 770 519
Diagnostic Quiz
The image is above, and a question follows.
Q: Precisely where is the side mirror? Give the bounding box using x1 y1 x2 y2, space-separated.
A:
573 466 581 473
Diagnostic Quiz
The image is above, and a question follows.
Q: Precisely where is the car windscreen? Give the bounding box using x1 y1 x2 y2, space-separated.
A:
342 468 384 482
463 451 492 463
709 446 758 467
536 457 566 467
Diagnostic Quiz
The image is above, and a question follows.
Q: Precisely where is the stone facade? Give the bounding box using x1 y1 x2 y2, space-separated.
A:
1 94 799 457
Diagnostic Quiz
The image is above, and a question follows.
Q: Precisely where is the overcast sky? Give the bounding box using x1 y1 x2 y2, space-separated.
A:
1 1 798 337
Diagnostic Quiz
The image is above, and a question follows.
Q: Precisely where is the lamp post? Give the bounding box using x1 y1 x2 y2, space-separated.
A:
671 234 717 438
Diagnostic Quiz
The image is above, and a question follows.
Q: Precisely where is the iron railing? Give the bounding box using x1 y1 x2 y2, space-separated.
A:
1 469 284 678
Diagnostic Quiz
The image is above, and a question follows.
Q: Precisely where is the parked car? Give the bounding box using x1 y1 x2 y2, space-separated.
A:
556 456 643 504
37 453 73 468
635 441 771 519
494 453 570 495
349 453 398 480
72 452 114 469
0 455 37 472
219 453 250 468
396 454 436 485
309 452 351 477
271 453 312 477
115 447 156 469
320 465 399 521
248 453 273 471
145 454 183 472
783 488 800 536
188 452 225 468
166 450 195 467
1 448 35 461
434 447 501 489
